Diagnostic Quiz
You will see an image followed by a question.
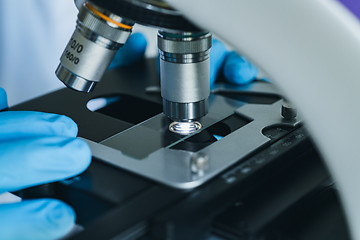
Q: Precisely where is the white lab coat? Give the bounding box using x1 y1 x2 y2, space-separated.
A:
0 0 77 106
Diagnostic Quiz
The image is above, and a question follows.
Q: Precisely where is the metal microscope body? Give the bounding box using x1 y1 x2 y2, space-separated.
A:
56 1 360 239
56 1 212 134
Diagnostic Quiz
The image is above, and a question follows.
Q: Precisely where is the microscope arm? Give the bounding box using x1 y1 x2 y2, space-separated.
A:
168 0 360 239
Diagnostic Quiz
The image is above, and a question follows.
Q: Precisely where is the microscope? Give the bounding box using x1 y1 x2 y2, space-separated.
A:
56 0 211 135
12 0 360 239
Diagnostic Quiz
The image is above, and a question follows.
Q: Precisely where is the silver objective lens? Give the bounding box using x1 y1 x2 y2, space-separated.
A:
56 2 134 92
158 32 212 121
169 121 202 135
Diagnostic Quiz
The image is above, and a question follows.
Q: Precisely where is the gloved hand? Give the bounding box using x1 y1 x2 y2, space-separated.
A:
108 32 148 69
210 39 258 86
0 88 91 240
108 33 258 86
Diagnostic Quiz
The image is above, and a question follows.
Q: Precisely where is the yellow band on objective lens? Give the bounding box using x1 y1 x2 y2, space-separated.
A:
86 2 133 30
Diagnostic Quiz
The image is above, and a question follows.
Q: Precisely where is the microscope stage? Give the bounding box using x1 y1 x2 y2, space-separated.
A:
11 58 349 240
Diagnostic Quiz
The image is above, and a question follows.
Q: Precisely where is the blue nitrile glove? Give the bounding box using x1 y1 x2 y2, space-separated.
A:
0 88 91 240
210 38 258 86
107 33 258 86
108 32 148 70
0 87 8 110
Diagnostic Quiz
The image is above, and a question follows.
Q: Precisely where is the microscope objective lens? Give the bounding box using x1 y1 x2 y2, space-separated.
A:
169 121 202 135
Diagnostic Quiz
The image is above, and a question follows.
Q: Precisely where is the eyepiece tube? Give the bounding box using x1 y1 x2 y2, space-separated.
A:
56 2 134 92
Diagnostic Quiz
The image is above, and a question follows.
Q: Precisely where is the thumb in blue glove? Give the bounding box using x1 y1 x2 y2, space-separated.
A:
210 38 258 86
0 88 92 240
108 32 148 70
0 87 8 111
0 199 75 240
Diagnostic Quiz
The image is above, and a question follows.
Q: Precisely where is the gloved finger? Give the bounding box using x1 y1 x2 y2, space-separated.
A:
0 136 91 193
0 111 78 141
0 199 75 240
108 32 147 70
0 87 8 111
210 38 229 86
222 51 258 85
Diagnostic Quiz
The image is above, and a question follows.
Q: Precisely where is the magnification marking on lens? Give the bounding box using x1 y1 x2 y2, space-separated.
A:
169 121 202 135
56 2 134 93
